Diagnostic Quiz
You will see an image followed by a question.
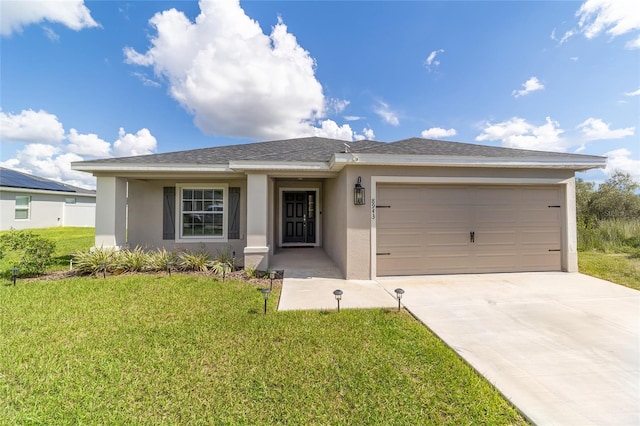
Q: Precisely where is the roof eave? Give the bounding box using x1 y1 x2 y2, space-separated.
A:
228 160 331 172
71 163 232 173
331 153 607 171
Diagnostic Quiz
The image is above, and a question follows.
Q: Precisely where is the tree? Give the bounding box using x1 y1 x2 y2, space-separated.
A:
589 171 640 220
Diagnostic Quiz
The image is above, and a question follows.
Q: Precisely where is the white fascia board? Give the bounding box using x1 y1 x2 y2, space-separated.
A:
228 160 330 171
71 163 231 173
0 186 96 197
331 153 606 171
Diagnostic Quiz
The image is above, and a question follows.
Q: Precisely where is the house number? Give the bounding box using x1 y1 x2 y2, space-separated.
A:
371 198 376 220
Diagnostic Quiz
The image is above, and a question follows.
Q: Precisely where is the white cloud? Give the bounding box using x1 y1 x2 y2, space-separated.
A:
1 108 158 188
0 0 98 36
476 117 566 152
6 143 92 188
42 26 60 41
577 118 635 141
343 116 364 122
603 148 640 182
421 127 457 139
373 100 399 126
131 72 161 88
362 128 375 140
512 76 544 98
66 128 111 157
327 99 350 115
624 88 640 96
0 109 65 143
424 49 444 72
123 1 348 141
113 128 157 157
576 0 640 49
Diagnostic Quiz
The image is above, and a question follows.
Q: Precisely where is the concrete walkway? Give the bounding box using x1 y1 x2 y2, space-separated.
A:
276 250 639 425
273 248 397 311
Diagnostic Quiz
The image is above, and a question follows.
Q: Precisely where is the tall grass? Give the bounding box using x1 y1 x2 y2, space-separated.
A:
577 218 640 253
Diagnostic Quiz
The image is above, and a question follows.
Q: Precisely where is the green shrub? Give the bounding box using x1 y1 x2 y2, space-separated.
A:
214 247 237 270
114 246 150 272
0 230 56 276
147 247 178 272
73 246 117 275
178 250 212 272
244 264 258 279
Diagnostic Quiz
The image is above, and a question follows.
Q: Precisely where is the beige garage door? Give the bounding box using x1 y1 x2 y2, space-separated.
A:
376 185 562 276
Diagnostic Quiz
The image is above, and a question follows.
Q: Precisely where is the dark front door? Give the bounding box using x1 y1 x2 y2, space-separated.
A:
283 191 316 244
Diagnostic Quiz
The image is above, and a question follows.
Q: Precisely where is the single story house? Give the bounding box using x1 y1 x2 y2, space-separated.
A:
71 137 606 279
0 167 96 231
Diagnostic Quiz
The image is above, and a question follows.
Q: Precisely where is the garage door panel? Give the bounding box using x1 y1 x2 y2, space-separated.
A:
376 184 562 276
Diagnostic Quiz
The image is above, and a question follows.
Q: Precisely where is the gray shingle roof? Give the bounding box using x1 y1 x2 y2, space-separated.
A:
0 167 95 194
73 136 605 166
79 137 386 164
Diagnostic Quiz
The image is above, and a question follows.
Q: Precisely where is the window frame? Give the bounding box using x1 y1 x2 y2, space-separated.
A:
175 183 228 243
15 195 31 220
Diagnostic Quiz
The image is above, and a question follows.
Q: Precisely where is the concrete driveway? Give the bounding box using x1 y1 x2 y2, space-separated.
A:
377 272 640 425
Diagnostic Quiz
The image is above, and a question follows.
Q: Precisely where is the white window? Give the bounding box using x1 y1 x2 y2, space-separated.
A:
65 197 76 204
15 195 30 220
177 184 227 241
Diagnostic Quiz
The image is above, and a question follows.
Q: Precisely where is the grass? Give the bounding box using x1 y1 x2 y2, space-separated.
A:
0 227 94 274
577 219 640 291
0 276 527 424
578 252 640 290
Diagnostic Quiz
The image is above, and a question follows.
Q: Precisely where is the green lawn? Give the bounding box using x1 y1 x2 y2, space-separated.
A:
578 251 640 290
0 275 527 424
2 226 638 423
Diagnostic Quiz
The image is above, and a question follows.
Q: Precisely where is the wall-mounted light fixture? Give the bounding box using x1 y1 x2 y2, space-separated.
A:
354 176 365 205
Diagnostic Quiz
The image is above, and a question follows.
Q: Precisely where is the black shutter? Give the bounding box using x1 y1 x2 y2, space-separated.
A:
228 187 240 240
163 187 176 240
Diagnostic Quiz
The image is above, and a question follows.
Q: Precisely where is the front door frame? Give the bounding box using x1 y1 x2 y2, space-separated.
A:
279 187 320 247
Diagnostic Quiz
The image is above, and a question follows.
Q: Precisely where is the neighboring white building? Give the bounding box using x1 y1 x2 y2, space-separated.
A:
0 168 96 231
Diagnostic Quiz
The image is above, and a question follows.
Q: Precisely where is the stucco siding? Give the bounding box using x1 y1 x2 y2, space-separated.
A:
322 170 348 277
1 190 95 231
126 179 248 263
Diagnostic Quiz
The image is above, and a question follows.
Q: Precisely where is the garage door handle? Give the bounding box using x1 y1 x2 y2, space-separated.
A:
377 252 391 256
470 231 475 243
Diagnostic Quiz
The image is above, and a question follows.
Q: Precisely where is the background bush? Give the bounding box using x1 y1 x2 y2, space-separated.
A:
0 230 56 276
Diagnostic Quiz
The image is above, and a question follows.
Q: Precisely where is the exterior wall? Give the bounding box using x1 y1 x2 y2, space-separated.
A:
341 165 577 280
322 170 348 277
95 176 127 248
0 189 95 231
127 178 247 264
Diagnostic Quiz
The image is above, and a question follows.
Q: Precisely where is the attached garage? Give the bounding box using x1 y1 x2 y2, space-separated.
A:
376 184 562 276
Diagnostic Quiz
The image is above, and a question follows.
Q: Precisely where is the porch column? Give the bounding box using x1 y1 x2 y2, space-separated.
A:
244 173 269 270
562 178 578 272
95 176 127 248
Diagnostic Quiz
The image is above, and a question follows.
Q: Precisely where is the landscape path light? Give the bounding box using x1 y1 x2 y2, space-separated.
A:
394 288 405 312
333 289 343 312
167 261 175 276
261 288 271 314
11 267 20 286
269 270 275 290
100 261 107 279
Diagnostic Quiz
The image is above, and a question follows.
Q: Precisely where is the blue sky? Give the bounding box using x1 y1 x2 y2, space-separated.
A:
1 0 638 188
